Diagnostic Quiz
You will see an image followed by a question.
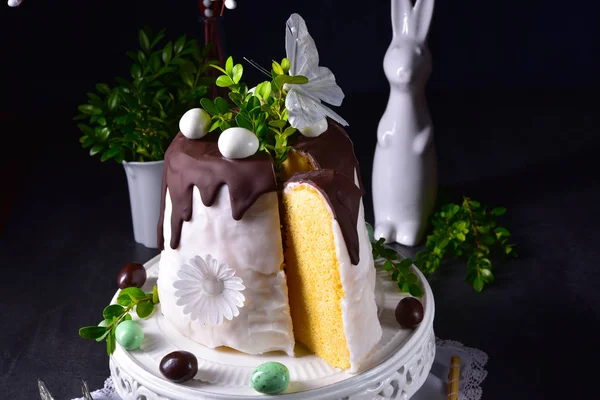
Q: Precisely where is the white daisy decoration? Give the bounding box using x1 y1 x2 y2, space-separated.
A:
284 13 349 131
173 255 245 325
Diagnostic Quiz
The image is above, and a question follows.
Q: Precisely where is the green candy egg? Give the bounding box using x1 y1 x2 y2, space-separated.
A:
115 320 144 350
250 362 290 395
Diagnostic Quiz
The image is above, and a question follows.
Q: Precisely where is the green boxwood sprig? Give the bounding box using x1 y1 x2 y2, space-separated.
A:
198 56 308 172
78 286 160 355
370 236 424 297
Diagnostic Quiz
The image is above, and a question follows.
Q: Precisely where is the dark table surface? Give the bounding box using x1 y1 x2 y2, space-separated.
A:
1 89 599 399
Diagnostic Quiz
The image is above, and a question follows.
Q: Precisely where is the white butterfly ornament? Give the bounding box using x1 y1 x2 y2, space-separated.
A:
284 13 348 133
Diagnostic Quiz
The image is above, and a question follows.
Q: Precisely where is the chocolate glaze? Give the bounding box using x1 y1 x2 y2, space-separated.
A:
290 120 365 194
157 132 278 250
285 169 362 265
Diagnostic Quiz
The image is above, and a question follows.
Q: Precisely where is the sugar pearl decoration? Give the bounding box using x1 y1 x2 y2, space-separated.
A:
202 0 211 6
225 0 237 9
204 8 214 17
299 117 328 138
179 108 211 140
218 127 259 159
7 0 24 7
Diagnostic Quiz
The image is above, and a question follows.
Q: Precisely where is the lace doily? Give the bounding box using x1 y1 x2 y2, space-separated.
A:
72 338 488 400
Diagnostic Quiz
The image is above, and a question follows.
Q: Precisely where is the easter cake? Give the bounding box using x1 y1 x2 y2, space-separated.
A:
156 13 381 373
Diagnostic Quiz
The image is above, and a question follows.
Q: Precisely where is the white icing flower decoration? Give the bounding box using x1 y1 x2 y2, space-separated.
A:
284 13 348 131
173 255 245 325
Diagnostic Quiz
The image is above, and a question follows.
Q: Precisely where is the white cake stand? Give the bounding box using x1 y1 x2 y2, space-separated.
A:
110 255 435 400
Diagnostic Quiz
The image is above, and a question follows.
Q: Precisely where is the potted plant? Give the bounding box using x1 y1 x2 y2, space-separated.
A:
74 27 215 248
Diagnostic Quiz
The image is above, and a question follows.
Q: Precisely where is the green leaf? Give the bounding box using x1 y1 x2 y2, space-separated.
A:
491 207 506 216
152 285 160 304
200 98 219 115
208 120 221 132
89 144 103 156
77 124 94 136
383 260 394 272
473 276 484 292
95 83 110 95
119 287 147 301
136 299 154 319
229 92 244 107
78 104 102 115
139 29 150 52
106 330 116 355
108 92 119 110
215 97 230 114
174 35 185 54
281 58 290 73
406 273 418 285
97 127 110 141
398 258 413 275
409 284 423 297
272 61 284 75
494 227 511 239
216 75 234 87
255 81 271 99
391 269 399 281
469 199 481 209
180 71 194 88
130 64 142 78
235 113 253 131
225 56 233 76
162 41 173 64
232 64 243 84
268 119 287 129
283 126 296 138
79 326 107 340
103 304 126 320
286 75 309 85
117 294 133 307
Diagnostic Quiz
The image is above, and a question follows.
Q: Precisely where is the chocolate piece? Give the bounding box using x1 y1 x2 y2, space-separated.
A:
395 297 424 329
160 350 198 383
285 169 362 265
157 133 278 250
290 120 364 194
117 263 147 289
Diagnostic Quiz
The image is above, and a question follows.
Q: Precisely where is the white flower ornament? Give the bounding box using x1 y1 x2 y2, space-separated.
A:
173 255 245 325
284 13 349 131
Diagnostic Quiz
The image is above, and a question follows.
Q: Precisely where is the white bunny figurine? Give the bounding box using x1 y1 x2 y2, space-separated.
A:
372 0 437 246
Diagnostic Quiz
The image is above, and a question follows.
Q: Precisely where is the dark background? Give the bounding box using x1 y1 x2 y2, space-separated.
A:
1 0 599 399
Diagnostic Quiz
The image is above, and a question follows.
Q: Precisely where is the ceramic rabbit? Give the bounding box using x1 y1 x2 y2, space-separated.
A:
372 0 437 246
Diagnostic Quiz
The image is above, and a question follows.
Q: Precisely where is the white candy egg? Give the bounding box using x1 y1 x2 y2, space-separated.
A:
218 127 259 159
225 0 237 9
202 0 211 6
179 108 211 140
8 0 24 7
204 8 214 17
299 117 328 137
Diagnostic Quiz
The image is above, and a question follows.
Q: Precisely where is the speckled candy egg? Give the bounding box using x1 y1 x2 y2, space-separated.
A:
298 117 328 137
115 320 144 350
250 362 290 395
395 297 424 329
117 262 146 289
218 127 259 159
179 108 211 140
160 351 198 383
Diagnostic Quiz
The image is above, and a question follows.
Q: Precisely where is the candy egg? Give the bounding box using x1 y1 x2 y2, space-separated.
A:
218 127 259 159
115 320 144 350
117 262 147 289
395 297 424 329
250 362 290 395
225 0 237 9
179 108 211 140
160 351 199 383
298 117 328 137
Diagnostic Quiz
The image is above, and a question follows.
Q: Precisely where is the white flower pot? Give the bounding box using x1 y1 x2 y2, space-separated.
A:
122 160 164 248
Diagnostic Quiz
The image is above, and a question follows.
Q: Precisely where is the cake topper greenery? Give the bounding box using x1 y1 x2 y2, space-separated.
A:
74 27 215 163
193 13 348 172
370 197 517 293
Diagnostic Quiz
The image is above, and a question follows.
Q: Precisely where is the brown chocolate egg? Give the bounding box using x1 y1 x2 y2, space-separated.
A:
395 297 424 329
160 351 198 383
117 262 147 289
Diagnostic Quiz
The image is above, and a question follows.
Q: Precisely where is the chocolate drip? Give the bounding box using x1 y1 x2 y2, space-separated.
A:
285 169 362 265
157 133 278 250
290 120 365 194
